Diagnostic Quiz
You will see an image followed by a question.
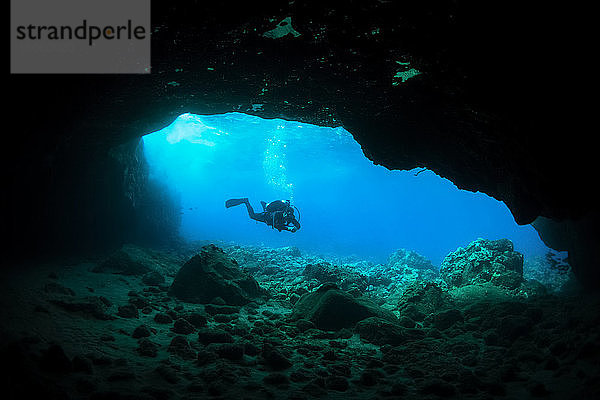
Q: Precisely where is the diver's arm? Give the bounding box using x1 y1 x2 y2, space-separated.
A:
286 218 300 232
292 218 300 230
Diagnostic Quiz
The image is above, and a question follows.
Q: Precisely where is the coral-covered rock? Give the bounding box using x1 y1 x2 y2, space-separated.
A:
302 262 369 292
302 263 339 284
440 238 524 289
169 244 267 305
388 248 438 273
397 281 453 318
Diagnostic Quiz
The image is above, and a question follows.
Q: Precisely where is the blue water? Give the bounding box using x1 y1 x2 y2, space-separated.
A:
142 112 549 266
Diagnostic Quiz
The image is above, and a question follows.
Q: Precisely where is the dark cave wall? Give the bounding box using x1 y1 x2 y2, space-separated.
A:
4 1 596 286
2 135 180 262
4 143 132 259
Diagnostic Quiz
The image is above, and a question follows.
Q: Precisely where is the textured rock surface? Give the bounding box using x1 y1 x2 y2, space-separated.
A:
440 238 524 289
388 249 437 273
397 281 453 319
291 283 396 331
92 245 152 276
169 244 267 305
302 262 369 292
355 317 425 346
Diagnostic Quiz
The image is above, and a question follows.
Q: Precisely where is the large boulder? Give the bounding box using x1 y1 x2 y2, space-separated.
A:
169 244 266 305
355 317 426 346
92 244 153 276
290 284 396 331
440 238 524 289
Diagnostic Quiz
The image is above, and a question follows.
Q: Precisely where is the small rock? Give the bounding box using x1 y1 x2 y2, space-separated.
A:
262 344 292 370
117 304 139 318
214 343 245 360
356 317 425 346
107 370 136 381
172 318 196 334
137 339 159 357
205 304 239 315
100 333 116 342
325 376 349 391
71 355 93 374
214 314 237 323
243 341 260 356
197 349 217 366
197 328 234 344
185 312 208 328
154 313 173 324
420 379 456 397
211 297 226 305
142 271 165 286
39 344 71 373
295 319 316 332
263 373 289 385
43 282 75 296
359 369 383 386
168 336 196 360
529 382 550 397
155 364 179 384
132 325 152 339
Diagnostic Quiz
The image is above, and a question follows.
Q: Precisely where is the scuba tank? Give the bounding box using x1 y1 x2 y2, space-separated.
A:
264 200 290 212
265 200 300 229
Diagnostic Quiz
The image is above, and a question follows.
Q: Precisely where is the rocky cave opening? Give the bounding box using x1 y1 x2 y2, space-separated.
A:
139 111 554 267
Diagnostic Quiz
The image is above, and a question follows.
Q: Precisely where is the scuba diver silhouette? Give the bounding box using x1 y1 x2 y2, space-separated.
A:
225 198 301 232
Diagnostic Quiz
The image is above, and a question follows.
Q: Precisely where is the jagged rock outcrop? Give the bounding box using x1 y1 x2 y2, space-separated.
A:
385 248 438 282
169 244 267 305
440 238 524 290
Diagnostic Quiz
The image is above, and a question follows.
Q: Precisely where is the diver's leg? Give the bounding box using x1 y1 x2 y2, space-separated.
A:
243 199 267 222
225 198 249 208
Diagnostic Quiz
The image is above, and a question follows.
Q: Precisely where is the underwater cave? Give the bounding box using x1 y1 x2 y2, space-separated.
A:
4 1 598 399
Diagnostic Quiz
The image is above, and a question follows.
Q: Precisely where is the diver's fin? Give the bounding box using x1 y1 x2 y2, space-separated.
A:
225 198 248 208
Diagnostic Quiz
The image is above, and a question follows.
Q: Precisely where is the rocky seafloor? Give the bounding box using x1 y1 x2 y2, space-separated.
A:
1 238 598 399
